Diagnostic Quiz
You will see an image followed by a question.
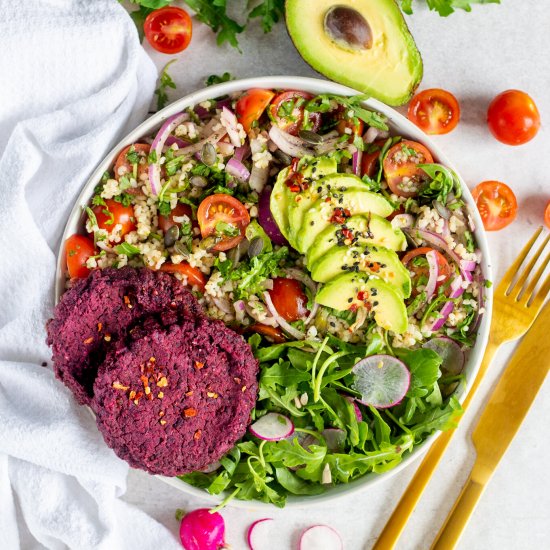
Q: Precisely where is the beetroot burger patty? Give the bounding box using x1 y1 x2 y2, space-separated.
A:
47 267 203 405
91 316 259 476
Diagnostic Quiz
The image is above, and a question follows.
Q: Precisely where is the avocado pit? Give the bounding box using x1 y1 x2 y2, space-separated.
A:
324 5 373 51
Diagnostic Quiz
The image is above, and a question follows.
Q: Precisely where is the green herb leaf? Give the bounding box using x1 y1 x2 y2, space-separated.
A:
114 242 141 257
155 59 177 111
205 72 233 86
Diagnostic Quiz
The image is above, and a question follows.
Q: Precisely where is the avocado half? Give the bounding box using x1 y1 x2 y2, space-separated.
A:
285 0 423 106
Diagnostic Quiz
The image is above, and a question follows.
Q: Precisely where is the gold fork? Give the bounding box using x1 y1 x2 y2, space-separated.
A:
373 227 550 550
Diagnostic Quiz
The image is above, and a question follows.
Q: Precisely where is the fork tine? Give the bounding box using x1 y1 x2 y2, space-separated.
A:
524 258 550 309
509 232 550 299
500 226 543 294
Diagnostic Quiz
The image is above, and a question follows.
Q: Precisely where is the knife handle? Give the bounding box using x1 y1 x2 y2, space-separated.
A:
373 339 499 550
431 465 489 550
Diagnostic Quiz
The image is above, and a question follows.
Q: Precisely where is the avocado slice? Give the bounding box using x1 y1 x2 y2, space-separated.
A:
316 273 408 334
270 157 338 245
306 214 407 269
310 244 411 297
288 173 369 245
285 0 423 106
296 189 393 253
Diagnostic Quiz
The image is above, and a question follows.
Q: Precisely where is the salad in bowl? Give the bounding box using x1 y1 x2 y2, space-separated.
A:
56 77 491 508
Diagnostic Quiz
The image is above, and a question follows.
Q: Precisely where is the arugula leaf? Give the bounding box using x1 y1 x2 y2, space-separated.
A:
155 59 177 111
183 0 244 49
400 0 499 16
395 348 442 397
248 0 285 33
275 467 325 495
114 242 141 257
418 163 462 204
205 72 233 86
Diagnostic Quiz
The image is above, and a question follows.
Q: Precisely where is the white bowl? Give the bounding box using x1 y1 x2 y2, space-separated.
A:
56 76 493 509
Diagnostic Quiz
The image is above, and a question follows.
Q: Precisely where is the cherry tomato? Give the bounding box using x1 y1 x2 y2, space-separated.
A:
402 246 452 297
487 90 540 146
383 140 434 198
361 139 387 178
144 7 192 54
248 324 286 344
268 91 320 135
158 203 197 233
472 181 518 231
65 234 95 279
407 89 460 135
268 277 308 322
336 109 364 140
236 89 275 133
114 143 150 182
92 199 136 237
197 194 250 252
545 201 550 230
160 262 206 292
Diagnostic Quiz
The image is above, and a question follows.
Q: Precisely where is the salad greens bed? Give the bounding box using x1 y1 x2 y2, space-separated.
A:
181 333 463 507
126 0 500 49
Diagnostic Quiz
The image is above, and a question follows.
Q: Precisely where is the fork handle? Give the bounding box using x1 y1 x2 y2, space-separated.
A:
431 466 488 550
373 338 499 550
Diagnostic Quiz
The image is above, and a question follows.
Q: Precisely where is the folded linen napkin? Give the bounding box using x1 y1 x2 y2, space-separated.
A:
0 1 179 548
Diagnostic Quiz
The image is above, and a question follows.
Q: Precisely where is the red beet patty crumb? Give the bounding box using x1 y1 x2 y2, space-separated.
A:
91 316 258 476
46 267 203 405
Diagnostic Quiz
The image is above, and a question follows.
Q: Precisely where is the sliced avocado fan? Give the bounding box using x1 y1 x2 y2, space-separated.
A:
285 0 423 106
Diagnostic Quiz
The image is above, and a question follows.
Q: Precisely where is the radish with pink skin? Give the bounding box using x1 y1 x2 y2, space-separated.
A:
300 525 343 550
322 428 346 452
179 508 225 550
423 337 465 375
352 355 411 409
247 518 274 550
249 412 294 441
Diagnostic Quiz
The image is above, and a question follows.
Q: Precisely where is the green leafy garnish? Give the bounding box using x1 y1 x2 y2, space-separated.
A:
155 59 177 111
418 163 462 204
114 242 141 257
215 220 240 237
400 0 500 17
205 72 233 86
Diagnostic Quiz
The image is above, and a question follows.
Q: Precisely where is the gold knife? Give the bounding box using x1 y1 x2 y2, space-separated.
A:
431 299 550 549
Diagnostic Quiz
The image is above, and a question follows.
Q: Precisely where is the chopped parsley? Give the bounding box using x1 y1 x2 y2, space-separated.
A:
154 59 177 111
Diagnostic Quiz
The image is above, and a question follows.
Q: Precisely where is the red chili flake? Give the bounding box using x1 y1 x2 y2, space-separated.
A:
369 262 381 273
194 361 204 370
112 381 129 391
183 408 197 418
129 390 136 400
233 377 242 384
357 290 369 302
83 337 94 345
288 184 300 193
329 207 351 224
123 295 133 309
140 375 149 388
149 357 156 363
157 376 168 387
185 391 194 396
97 322 103 332
159 410 165 417
241 386 247 393
341 228 354 241
348 303 359 313
193 430 202 441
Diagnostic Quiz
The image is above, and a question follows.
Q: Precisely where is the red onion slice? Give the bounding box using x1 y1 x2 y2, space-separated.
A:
425 250 439 301
460 259 477 272
220 106 242 147
148 112 189 195
234 144 250 162
165 136 190 148
263 291 306 340
434 200 451 220
226 158 250 182
352 149 363 176
429 276 464 332
268 125 315 158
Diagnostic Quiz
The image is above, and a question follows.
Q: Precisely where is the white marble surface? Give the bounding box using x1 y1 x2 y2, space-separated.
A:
123 2 550 549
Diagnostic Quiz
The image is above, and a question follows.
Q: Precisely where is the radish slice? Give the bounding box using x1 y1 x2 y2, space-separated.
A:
352 149 362 176
148 112 189 195
179 508 225 550
322 428 346 452
352 355 410 409
300 525 343 550
249 412 294 441
424 250 439 301
268 125 315 158
428 276 465 331
226 158 250 182
220 106 243 147
423 337 465 376
247 518 274 550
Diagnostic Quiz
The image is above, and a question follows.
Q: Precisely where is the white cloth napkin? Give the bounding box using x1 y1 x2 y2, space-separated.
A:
0 1 180 548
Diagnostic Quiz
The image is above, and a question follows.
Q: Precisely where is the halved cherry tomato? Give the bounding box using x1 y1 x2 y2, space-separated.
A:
407 89 460 135
268 91 320 135
402 246 452 296
158 203 197 232
197 194 250 252
144 7 192 54
268 277 308 322
160 262 206 292
92 199 136 237
472 181 518 231
336 108 364 141
545 201 550 230
487 90 540 146
248 324 286 344
114 143 150 182
236 89 275 133
65 234 95 279
361 139 387 178
383 140 434 198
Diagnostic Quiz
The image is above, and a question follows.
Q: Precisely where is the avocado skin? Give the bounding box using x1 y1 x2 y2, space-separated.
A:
285 0 423 106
